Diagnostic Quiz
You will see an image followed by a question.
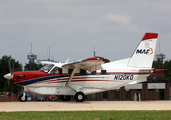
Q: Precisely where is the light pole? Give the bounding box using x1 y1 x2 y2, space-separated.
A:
27 54 37 70
156 53 166 69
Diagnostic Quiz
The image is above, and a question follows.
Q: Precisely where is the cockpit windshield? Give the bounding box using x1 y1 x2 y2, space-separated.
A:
39 64 54 73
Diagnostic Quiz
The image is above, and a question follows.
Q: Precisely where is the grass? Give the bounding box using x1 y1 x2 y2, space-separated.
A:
0 111 171 120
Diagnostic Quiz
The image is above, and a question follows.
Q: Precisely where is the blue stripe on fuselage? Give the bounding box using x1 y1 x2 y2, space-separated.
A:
14 74 70 86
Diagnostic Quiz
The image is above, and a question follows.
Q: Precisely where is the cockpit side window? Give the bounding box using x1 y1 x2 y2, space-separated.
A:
101 70 107 75
80 69 86 75
50 67 62 74
68 69 73 74
91 71 96 75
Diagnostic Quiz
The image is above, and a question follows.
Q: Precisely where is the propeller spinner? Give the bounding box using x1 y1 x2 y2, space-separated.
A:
4 73 13 79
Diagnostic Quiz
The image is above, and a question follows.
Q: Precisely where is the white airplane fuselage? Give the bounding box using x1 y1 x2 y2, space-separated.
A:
21 64 151 96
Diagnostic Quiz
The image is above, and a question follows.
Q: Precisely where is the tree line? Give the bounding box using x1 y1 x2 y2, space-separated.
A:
0 55 42 95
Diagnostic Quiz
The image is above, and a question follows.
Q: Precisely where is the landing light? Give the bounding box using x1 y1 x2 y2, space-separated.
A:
17 74 25 77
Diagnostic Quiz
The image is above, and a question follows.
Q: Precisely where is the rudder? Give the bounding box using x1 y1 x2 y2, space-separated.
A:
128 33 158 68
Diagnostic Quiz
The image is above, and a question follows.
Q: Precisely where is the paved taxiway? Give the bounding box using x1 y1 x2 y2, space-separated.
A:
0 101 171 111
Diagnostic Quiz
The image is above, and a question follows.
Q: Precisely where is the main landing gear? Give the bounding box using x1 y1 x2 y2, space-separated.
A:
75 92 85 102
61 92 86 102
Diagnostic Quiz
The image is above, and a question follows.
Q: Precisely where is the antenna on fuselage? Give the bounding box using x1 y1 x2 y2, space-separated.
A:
93 45 96 57
49 46 50 61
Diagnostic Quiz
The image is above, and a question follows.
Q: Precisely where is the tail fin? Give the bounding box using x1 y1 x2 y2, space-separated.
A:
128 33 158 68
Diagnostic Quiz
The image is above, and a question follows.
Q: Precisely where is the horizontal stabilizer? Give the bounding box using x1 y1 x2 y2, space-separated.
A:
153 69 167 72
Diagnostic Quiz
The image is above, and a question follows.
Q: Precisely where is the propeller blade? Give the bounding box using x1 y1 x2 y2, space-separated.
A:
8 60 12 75
12 64 14 74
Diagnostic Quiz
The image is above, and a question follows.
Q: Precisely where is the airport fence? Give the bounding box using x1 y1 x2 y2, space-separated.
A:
0 96 18 102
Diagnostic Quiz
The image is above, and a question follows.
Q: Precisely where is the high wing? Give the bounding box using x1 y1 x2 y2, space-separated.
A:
62 57 107 71
62 57 108 86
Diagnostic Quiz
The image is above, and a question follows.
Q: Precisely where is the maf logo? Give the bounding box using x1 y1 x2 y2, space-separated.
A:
136 48 153 55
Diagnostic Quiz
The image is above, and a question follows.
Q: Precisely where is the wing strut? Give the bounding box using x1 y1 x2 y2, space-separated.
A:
65 67 78 87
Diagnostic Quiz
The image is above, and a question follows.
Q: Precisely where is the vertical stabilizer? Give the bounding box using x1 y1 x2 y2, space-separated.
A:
128 33 158 68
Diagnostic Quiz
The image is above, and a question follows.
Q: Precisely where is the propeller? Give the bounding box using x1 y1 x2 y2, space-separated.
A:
8 60 14 87
4 59 14 80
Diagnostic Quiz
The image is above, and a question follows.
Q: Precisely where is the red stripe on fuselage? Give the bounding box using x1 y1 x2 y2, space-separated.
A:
33 79 123 85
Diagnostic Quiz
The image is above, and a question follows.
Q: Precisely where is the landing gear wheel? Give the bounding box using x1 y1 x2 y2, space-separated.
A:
75 92 85 102
61 95 71 101
19 94 27 102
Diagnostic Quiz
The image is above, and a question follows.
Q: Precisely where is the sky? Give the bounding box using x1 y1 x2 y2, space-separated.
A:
1 0 171 67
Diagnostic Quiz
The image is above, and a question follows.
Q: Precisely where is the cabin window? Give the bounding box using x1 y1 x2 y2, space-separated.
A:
91 71 96 75
101 70 106 75
68 69 73 74
50 67 62 74
80 69 86 75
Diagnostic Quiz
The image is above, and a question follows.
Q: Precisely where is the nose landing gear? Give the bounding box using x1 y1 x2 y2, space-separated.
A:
18 93 27 102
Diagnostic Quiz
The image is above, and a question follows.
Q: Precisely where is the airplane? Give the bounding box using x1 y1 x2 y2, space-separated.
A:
4 32 159 102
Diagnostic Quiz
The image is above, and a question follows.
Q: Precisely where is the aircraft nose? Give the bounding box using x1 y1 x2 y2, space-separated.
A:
4 73 13 79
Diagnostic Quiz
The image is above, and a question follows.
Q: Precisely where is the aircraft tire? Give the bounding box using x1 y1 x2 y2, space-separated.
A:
19 94 27 102
61 95 71 101
75 92 85 102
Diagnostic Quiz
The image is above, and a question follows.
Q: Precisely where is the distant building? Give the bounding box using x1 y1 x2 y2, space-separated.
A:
85 72 169 101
